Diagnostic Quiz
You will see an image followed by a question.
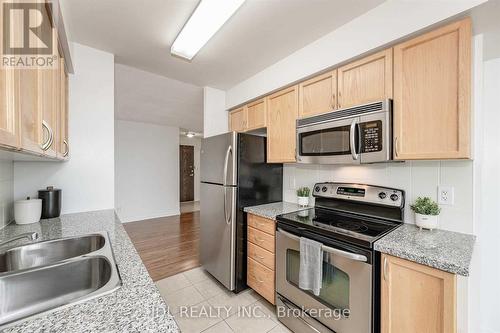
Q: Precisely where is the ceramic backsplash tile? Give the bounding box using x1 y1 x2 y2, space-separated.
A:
0 161 14 229
283 160 473 234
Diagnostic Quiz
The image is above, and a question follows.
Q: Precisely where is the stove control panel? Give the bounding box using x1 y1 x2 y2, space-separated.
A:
313 182 404 208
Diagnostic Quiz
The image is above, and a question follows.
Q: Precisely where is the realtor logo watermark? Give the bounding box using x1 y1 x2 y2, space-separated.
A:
1 0 58 68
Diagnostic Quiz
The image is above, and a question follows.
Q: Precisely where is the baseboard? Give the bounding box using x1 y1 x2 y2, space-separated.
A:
119 210 181 223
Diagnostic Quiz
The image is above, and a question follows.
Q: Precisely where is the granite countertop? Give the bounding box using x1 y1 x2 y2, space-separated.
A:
374 224 476 276
244 201 310 220
0 210 179 332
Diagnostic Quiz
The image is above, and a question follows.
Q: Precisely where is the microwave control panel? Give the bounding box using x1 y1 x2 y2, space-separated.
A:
360 120 382 153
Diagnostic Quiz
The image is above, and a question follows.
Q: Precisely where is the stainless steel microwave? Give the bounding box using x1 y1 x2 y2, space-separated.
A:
296 100 392 164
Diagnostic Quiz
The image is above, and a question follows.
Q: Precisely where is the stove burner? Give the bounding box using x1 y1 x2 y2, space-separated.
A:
334 222 369 233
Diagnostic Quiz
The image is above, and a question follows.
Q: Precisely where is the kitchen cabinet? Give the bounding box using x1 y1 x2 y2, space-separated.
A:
0 68 18 150
0 0 71 160
247 213 275 304
229 107 247 132
57 57 69 159
298 70 337 118
337 49 392 109
381 254 456 333
246 98 266 130
393 18 471 160
266 85 298 163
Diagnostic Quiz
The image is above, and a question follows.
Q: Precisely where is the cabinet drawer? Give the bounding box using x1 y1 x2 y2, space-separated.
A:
248 214 275 235
248 241 275 270
248 226 275 253
247 257 275 305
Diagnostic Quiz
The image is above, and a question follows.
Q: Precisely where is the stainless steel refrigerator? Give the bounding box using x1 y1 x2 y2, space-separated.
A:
200 132 283 292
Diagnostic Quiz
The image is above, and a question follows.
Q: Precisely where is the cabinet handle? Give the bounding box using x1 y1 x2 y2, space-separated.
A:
254 236 265 243
257 277 264 284
338 91 342 108
63 139 69 157
257 254 265 260
383 257 388 282
41 120 54 151
394 137 399 158
331 93 336 109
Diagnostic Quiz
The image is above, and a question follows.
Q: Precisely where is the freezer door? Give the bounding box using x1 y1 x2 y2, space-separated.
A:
201 132 237 186
200 182 236 290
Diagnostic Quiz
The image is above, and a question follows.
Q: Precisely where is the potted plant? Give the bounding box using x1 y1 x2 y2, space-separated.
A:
410 197 441 230
296 187 311 207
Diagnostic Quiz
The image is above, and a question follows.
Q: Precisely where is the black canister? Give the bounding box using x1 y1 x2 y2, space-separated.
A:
38 186 62 219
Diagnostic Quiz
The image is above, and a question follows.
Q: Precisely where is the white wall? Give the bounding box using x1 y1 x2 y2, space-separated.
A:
225 0 486 108
0 160 13 229
14 43 115 214
179 136 201 202
115 120 180 222
203 87 227 138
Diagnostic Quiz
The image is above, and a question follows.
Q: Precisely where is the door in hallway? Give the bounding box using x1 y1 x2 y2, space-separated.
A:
180 145 194 202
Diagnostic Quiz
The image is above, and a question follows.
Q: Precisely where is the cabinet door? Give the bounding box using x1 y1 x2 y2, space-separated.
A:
0 3 18 149
18 69 43 155
0 68 18 149
381 254 456 333
298 70 337 118
38 67 58 158
246 98 266 130
393 18 471 160
338 49 392 109
59 59 69 159
266 85 298 163
229 107 247 132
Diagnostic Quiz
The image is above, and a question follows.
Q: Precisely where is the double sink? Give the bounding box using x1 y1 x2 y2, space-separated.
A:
0 232 122 327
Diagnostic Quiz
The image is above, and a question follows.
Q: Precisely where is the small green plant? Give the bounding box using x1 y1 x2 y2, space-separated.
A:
296 187 311 197
410 197 441 216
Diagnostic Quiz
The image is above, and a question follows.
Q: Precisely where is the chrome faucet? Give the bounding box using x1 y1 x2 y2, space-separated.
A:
0 232 39 248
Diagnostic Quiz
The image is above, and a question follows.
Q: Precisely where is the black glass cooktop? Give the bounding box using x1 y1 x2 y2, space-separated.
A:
277 207 398 248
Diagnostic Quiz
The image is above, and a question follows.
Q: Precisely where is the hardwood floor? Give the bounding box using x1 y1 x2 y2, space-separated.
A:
124 211 200 281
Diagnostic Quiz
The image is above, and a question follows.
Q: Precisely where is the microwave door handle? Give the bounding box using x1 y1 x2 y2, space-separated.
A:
277 228 368 262
350 119 359 160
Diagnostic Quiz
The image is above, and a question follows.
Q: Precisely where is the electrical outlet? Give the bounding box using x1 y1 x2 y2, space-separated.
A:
438 186 454 205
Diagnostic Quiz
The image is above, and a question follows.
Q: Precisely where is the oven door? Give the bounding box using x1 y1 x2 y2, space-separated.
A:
296 117 360 165
276 228 372 333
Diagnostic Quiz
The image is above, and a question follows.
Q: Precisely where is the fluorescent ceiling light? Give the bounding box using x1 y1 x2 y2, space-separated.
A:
186 132 195 138
171 0 245 60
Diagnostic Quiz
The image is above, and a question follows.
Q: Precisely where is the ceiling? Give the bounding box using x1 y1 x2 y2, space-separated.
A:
114 64 204 132
62 0 384 90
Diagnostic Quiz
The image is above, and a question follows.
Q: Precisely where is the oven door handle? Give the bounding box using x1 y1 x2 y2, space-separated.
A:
350 118 359 160
278 228 368 262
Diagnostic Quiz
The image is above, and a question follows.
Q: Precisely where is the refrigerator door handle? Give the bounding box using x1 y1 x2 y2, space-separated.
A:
223 145 232 225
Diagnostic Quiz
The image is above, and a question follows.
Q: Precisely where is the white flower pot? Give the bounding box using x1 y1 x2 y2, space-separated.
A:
415 213 439 230
297 196 309 207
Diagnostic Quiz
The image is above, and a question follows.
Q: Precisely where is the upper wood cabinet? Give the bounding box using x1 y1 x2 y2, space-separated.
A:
381 254 456 333
0 68 18 149
266 85 298 163
246 98 266 130
393 18 471 160
337 49 393 109
298 70 337 119
229 107 247 132
0 1 71 160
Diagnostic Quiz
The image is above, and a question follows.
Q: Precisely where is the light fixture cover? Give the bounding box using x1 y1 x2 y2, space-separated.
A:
171 0 245 60
186 132 195 138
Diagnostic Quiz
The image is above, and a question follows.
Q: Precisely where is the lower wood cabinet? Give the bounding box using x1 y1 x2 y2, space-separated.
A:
381 254 456 333
247 213 276 305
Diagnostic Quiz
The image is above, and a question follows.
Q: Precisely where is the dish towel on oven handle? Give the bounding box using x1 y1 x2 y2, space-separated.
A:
299 237 323 296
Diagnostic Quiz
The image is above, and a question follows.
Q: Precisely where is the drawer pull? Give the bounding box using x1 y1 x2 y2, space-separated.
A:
254 236 264 243
257 255 265 260
257 277 264 284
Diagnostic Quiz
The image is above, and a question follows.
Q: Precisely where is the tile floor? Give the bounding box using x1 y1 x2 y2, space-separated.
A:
156 267 292 333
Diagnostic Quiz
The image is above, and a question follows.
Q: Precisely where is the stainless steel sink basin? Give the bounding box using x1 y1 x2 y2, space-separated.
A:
0 234 106 273
0 232 121 327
